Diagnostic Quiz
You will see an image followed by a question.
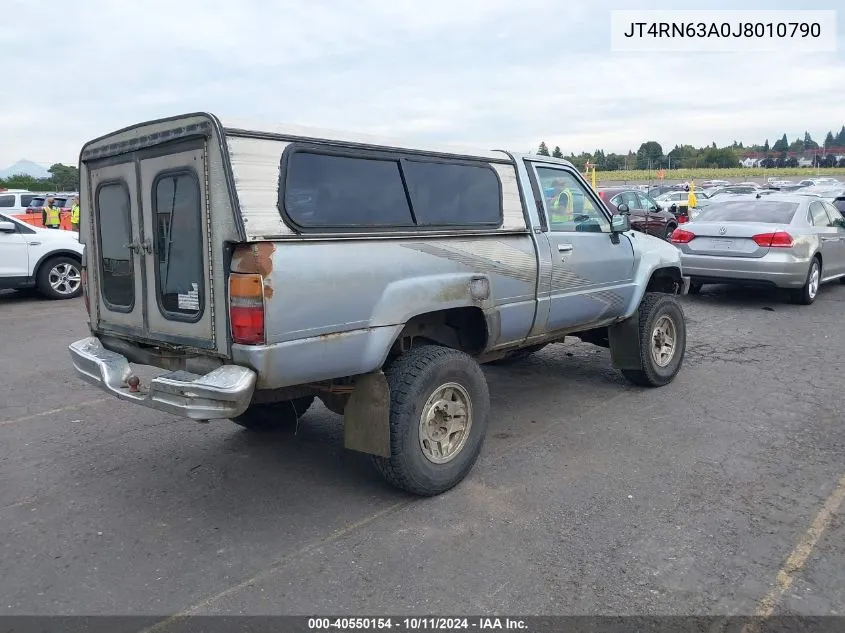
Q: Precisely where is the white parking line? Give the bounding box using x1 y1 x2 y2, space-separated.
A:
0 398 109 427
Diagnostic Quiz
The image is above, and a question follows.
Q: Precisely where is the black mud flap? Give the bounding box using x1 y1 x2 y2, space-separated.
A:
343 371 391 457
608 311 643 370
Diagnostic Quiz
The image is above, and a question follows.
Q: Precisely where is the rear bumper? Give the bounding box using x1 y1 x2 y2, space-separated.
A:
68 336 256 420
680 252 809 289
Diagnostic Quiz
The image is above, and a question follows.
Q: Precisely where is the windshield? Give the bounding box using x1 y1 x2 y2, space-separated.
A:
693 201 799 224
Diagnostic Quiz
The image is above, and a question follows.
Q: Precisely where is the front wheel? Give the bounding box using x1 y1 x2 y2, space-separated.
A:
620 293 687 387
372 344 490 496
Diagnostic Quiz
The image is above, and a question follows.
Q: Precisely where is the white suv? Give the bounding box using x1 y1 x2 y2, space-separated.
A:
0 190 41 213
0 213 84 299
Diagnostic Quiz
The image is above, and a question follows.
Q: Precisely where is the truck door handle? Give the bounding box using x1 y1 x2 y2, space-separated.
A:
558 244 574 252
821 236 836 242
124 240 140 253
141 238 154 255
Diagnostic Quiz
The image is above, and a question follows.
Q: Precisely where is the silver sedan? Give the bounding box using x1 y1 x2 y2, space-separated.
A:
670 195 845 304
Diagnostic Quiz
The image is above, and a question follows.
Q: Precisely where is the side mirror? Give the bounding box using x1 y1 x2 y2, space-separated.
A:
611 213 630 233
0 221 16 233
616 203 630 215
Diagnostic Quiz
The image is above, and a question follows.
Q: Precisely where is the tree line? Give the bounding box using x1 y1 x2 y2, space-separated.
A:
537 125 845 170
0 164 80 192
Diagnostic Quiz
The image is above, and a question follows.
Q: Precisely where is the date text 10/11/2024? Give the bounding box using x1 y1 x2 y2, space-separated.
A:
307 618 529 631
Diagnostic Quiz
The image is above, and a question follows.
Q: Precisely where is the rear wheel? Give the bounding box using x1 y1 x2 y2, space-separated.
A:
231 396 315 432
621 293 686 388
790 257 820 305
372 344 490 496
37 256 82 300
487 343 547 365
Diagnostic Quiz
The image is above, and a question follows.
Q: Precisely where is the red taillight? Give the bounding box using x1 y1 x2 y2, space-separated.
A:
670 228 695 243
229 273 265 345
752 231 794 248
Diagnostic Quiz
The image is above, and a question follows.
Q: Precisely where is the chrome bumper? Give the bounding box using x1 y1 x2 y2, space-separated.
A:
68 336 256 420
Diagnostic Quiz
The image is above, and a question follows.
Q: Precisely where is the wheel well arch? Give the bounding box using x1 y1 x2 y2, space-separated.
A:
33 250 82 279
389 306 489 358
646 266 683 295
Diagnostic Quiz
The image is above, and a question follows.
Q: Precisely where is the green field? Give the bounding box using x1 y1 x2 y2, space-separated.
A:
594 167 845 183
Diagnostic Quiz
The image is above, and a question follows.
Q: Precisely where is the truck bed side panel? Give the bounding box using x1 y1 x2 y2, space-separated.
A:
231 235 538 389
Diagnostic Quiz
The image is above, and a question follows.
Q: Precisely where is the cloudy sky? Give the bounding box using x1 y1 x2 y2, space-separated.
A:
1 0 843 168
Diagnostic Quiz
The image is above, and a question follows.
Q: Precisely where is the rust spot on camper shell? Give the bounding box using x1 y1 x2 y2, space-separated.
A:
231 242 275 277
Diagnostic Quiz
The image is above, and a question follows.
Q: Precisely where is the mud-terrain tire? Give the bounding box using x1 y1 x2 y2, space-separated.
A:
487 343 548 366
621 293 686 388
231 396 315 432
372 344 490 496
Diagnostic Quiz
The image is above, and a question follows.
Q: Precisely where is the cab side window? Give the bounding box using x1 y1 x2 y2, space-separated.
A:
535 167 609 233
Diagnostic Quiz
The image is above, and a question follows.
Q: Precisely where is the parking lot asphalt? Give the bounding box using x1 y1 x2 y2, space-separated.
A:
1 285 843 619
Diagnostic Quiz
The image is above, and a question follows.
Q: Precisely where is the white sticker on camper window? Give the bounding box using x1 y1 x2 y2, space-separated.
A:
177 283 200 311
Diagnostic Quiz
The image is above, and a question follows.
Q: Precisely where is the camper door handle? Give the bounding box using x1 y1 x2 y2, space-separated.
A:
124 240 140 253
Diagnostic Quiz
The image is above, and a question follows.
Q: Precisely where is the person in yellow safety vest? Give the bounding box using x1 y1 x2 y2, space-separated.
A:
42 197 61 229
548 181 575 224
70 196 80 232
687 182 697 209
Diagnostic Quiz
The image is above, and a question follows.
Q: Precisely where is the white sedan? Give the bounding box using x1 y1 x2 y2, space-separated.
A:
655 190 713 210
0 213 84 299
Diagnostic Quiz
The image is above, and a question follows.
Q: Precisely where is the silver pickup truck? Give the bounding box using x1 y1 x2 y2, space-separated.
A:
69 113 688 496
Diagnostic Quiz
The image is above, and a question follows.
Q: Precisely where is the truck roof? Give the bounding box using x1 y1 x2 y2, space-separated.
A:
81 112 577 171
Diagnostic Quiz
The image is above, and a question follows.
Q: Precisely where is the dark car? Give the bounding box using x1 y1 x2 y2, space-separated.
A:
597 188 679 240
642 184 675 198
26 194 69 213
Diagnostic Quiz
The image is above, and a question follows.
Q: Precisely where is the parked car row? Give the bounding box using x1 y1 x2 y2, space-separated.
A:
0 189 79 214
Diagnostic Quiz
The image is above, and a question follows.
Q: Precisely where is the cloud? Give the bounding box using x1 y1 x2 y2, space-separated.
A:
1 0 843 167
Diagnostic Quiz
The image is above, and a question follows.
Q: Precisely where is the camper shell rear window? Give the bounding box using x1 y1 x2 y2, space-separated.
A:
279 145 503 231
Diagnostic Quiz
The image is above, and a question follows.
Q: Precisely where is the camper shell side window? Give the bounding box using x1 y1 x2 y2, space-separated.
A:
278 144 504 233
